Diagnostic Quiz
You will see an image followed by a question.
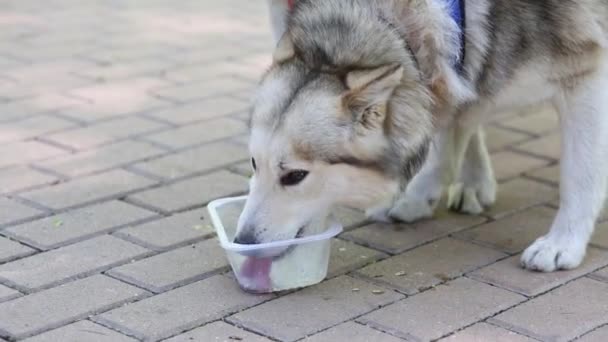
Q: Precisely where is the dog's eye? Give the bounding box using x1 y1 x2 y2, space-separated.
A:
280 170 309 186
251 158 257 171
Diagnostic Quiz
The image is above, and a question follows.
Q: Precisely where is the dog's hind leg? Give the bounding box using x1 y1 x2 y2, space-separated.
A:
522 69 608 272
446 125 497 214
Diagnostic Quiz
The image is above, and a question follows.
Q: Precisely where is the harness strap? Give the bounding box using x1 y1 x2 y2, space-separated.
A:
445 0 466 73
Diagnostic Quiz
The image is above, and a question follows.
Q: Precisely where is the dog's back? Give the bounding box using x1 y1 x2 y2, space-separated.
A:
285 0 608 103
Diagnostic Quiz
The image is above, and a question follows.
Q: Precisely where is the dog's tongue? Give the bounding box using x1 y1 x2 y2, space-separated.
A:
240 257 272 292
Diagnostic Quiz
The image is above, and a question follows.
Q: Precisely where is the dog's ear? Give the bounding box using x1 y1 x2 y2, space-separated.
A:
273 33 295 63
343 64 403 130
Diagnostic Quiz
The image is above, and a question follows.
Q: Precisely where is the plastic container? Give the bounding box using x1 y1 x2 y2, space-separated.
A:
207 196 343 293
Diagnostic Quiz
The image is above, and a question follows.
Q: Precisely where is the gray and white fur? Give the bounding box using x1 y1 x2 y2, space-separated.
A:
237 0 608 273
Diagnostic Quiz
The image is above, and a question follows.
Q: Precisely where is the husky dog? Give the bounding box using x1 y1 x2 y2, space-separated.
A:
235 0 608 273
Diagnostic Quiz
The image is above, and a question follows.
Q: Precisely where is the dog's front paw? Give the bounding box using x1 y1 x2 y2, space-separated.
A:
388 195 437 223
365 206 395 223
446 179 496 215
388 186 442 223
521 235 587 272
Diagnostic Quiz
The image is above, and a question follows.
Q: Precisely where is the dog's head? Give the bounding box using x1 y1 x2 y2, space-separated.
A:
234 2 445 245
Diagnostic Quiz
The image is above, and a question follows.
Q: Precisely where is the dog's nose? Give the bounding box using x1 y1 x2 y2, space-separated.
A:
233 231 258 245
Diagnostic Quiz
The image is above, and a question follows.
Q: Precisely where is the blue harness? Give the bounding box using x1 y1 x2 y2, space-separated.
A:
446 0 466 73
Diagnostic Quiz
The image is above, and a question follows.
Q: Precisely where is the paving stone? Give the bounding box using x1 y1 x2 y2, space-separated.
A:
0 115 75 144
20 169 156 210
0 166 58 194
0 56 23 69
21 320 138 342
0 275 146 340
114 207 212 250
0 235 149 291
227 161 253 178
128 171 247 212
66 78 169 121
341 210 485 254
356 238 505 294
328 239 387 278
501 105 559 135
526 164 559 184
485 126 532 152
0 95 81 122
491 151 549 181
0 100 57 123
9 43 91 64
359 277 525 342
577 325 608 342
0 141 66 169
163 62 264 84
590 266 608 282
305 321 402 342
334 206 368 229
46 116 168 149
3 62 91 94
232 88 256 102
74 59 169 81
228 106 250 120
108 238 228 293
159 46 226 65
0 197 43 227
438 322 536 342
81 44 178 64
228 276 403 342
36 140 166 177
146 96 250 124
469 248 608 296
456 206 556 254
514 133 560 160
144 118 246 149
163 321 271 342
591 221 608 250
95 275 272 342
151 78 253 103
0 284 20 303
490 278 608 342
4 201 157 250
0 236 35 264
25 93 89 113
231 133 250 147
486 178 557 219
0 78 29 101
132 141 247 180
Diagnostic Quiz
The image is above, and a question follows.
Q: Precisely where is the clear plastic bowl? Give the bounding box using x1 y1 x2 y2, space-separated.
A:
207 196 343 293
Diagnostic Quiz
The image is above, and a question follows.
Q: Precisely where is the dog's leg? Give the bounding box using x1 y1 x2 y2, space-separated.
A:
267 0 290 43
446 125 497 214
390 119 496 222
389 126 452 222
522 71 608 272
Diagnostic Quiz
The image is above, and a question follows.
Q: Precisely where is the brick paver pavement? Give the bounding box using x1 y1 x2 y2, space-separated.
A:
1 1 607 341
